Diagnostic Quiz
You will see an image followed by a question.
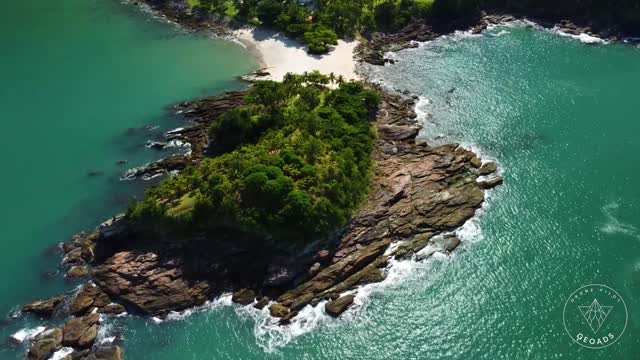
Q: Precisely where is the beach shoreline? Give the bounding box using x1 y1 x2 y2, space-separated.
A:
232 26 359 81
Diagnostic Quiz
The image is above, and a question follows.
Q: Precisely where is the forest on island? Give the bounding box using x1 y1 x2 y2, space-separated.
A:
128 72 381 245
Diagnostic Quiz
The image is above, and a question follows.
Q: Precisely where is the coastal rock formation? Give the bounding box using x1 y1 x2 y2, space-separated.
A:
122 91 245 180
231 289 256 305
22 296 64 317
18 87 501 360
70 284 113 316
325 295 355 317
72 90 497 325
92 252 211 315
62 313 100 348
28 327 63 360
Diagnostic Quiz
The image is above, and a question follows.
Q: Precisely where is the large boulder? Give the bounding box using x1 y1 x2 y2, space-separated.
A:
22 296 64 317
268 303 289 318
325 295 355 317
289 293 314 311
28 338 60 360
253 297 269 310
231 288 255 305
477 175 503 189
92 346 123 360
62 313 100 348
28 327 63 360
70 284 111 316
478 161 497 175
66 265 89 279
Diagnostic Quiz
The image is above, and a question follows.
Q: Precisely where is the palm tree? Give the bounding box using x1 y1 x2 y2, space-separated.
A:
328 72 336 85
336 75 345 86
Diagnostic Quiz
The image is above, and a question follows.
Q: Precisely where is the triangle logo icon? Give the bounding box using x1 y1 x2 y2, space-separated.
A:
578 298 612 333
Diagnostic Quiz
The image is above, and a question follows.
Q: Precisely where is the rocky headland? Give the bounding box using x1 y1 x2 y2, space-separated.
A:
17 85 501 358
357 12 639 66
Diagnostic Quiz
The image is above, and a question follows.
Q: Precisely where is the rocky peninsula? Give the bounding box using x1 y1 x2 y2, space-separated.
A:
17 84 501 359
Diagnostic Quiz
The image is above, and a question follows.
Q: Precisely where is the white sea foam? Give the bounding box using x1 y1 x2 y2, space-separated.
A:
50 347 74 360
243 300 329 352
10 326 45 343
152 294 233 324
552 28 607 44
600 201 640 240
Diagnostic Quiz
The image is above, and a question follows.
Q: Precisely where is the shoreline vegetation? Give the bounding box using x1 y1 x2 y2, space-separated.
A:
13 0 640 359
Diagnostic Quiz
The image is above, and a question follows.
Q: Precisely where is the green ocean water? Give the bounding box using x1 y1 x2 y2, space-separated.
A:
1 2 639 360
0 0 255 357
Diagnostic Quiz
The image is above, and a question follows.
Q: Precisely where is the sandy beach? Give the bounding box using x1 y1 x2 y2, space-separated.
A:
233 27 359 81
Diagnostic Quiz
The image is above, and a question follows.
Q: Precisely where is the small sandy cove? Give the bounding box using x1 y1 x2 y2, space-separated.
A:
233 27 359 81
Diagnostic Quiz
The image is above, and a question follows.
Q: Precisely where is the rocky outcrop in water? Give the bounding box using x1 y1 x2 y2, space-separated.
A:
16 88 500 360
122 91 245 180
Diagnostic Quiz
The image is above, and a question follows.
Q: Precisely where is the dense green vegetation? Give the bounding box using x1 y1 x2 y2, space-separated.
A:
192 0 435 53
128 72 380 245
191 0 640 54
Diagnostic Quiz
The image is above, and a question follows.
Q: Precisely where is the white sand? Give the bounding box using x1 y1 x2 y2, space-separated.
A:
233 27 359 81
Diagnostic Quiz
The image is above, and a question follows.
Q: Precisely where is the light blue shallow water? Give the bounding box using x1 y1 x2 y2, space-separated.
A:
1 3 639 359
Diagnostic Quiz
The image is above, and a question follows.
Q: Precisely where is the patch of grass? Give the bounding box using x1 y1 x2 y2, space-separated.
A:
186 0 201 9
167 194 197 218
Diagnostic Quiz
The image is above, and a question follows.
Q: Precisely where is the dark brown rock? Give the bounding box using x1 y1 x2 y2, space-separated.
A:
253 297 269 310
325 295 355 317
63 313 100 348
28 327 63 360
478 175 503 189
71 284 111 316
478 161 497 175
22 296 64 317
231 288 255 305
289 293 314 311
268 303 289 318
99 304 126 315
28 337 61 360
66 265 89 279
92 252 211 315
90 346 123 360
278 310 299 325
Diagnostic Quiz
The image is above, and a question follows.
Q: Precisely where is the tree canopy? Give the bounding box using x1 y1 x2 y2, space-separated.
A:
128 73 381 245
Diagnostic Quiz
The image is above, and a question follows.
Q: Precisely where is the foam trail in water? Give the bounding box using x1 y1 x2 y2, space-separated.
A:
600 201 640 240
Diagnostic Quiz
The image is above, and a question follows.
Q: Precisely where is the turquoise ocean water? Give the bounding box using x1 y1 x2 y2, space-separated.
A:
1 2 638 359
0 0 255 358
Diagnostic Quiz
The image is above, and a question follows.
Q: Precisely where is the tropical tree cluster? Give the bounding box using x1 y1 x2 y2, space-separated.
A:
128 72 381 245
193 0 436 53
